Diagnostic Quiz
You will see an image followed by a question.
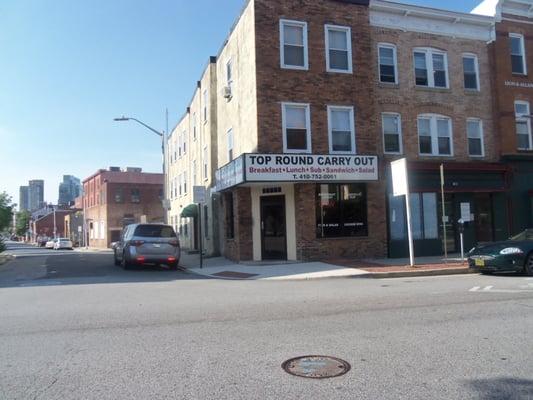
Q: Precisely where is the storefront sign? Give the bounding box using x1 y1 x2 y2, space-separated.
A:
504 80 533 88
245 154 378 182
215 155 244 191
460 202 472 222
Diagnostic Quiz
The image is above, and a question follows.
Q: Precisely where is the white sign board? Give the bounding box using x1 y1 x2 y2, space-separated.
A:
245 154 378 182
460 202 471 222
390 158 408 196
193 186 206 204
78 226 82 233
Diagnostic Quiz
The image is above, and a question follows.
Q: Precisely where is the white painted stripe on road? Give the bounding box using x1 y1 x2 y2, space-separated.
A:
483 286 493 291
469 286 480 292
18 281 63 287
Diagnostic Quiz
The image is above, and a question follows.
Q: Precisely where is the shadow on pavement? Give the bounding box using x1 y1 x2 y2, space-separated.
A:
467 377 533 400
0 250 209 289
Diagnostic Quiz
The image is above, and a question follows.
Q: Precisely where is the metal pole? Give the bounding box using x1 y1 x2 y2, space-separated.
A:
162 132 167 224
460 232 464 264
405 192 415 267
440 164 448 263
53 208 57 239
198 203 203 269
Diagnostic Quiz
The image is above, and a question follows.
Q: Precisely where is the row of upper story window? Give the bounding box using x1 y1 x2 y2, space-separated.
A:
276 102 490 157
169 90 210 164
279 19 529 87
169 154 209 199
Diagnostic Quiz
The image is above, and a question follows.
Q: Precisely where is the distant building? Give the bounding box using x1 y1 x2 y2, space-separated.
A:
82 167 164 248
28 180 44 211
19 186 29 211
58 175 82 205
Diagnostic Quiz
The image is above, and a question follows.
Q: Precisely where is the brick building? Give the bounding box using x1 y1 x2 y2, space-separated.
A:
483 0 533 234
167 0 533 262
83 167 164 248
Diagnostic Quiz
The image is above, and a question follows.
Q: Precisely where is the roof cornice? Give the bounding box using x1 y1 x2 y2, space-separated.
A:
370 0 495 41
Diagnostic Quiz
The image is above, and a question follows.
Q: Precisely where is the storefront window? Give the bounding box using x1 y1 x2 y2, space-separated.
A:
226 192 235 239
316 183 367 238
388 193 438 240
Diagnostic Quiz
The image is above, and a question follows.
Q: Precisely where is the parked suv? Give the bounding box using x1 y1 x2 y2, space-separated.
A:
113 223 180 270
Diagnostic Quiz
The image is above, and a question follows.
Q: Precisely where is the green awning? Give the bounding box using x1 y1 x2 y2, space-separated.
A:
180 204 198 218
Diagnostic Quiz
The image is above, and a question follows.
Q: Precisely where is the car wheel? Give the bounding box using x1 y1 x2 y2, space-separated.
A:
525 252 533 276
113 251 120 266
121 252 131 270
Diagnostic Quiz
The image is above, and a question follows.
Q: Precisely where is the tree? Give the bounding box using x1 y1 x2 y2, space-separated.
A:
0 192 14 233
16 210 31 237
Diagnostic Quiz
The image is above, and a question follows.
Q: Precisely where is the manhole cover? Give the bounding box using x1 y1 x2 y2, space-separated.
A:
282 355 351 379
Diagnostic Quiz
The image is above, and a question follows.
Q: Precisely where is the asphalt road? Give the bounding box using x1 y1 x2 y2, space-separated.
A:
1 242 533 399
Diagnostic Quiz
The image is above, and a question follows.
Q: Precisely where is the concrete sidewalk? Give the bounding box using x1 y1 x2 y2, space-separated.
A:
180 252 473 280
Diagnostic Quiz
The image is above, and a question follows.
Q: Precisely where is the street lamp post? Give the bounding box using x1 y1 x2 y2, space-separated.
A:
114 116 168 223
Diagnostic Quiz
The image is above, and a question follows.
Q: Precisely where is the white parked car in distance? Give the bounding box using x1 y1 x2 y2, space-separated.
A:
45 239 57 249
54 238 73 250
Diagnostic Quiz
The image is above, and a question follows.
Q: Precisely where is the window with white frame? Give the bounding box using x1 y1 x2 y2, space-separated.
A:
467 118 484 157
327 106 355 153
282 103 311 153
280 19 308 70
178 174 182 196
182 131 187 155
192 160 197 185
510 33 526 75
203 90 208 122
183 172 187 194
226 59 233 95
463 54 479 90
515 101 533 150
227 128 234 161
203 146 208 180
382 113 402 154
378 43 397 83
192 113 197 140
417 115 453 156
325 25 352 73
413 48 448 88
178 133 182 157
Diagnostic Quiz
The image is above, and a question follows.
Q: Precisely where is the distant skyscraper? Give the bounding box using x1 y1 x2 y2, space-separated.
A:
28 180 44 211
58 175 82 205
19 186 29 211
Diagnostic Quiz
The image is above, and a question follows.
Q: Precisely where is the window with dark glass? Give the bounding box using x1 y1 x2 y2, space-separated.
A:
382 113 401 154
131 188 140 203
282 103 310 152
414 49 448 88
316 184 367 238
280 20 308 69
463 55 479 90
379 44 397 83
326 25 352 73
467 119 484 156
115 188 123 203
510 33 526 75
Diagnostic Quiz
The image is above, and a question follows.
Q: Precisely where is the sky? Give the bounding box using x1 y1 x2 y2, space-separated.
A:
0 0 486 206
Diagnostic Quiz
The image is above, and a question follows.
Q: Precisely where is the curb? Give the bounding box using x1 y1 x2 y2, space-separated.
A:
179 266 476 280
359 267 474 279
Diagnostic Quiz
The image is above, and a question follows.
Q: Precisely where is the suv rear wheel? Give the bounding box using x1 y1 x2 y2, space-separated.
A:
113 250 120 266
121 252 131 270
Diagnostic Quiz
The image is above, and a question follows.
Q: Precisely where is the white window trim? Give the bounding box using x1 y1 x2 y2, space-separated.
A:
510 33 527 75
325 25 353 74
281 102 312 154
279 19 309 70
203 146 209 181
227 128 234 162
413 48 449 89
417 114 454 157
466 118 485 158
462 53 480 91
327 105 356 154
515 100 533 150
182 131 187 155
381 112 403 155
377 43 398 84
192 113 197 141
203 90 208 123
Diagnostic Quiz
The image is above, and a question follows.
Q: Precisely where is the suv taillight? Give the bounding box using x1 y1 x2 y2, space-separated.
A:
168 239 179 247
131 240 145 247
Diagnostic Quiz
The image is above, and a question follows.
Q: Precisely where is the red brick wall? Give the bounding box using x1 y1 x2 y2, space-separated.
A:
222 187 253 261
492 17 533 156
254 0 378 156
372 27 497 163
